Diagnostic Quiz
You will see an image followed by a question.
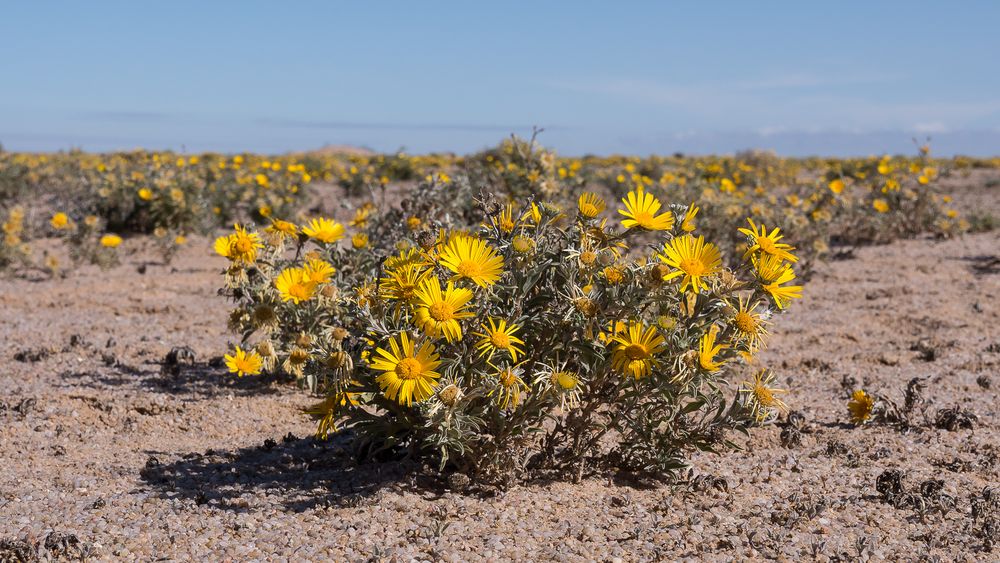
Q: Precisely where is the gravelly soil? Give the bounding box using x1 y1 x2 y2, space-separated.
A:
1 178 998 562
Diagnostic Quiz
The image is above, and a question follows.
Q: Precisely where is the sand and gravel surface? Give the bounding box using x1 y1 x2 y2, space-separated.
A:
2 179 999 562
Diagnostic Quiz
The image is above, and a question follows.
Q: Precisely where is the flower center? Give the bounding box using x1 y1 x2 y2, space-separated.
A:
291 283 312 300
580 251 596 265
633 211 655 228
428 301 455 321
457 260 482 278
679 257 706 276
234 238 254 253
552 371 578 390
623 343 648 361
499 369 517 387
490 331 511 349
755 387 775 405
289 350 308 364
512 237 533 253
734 311 757 333
395 357 423 380
758 237 777 254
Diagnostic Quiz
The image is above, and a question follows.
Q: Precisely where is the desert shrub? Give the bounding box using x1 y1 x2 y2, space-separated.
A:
464 134 566 200
219 184 803 485
0 205 31 269
824 153 964 244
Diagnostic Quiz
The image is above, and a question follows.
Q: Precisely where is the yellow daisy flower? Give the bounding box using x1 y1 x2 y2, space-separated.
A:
302 217 345 243
848 389 874 424
303 258 336 284
578 192 606 218
275 267 316 304
740 370 788 422
50 212 70 230
698 326 727 372
738 218 798 263
379 264 432 303
619 185 674 230
658 234 722 293
489 365 530 410
224 346 263 377
731 295 769 351
495 203 517 233
474 318 526 363
99 234 123 248
680 203 699 232
370 332 442 406
438 233 504 288
214 225 262 264
412 277 475 342
266 218 298 238
753 254 803 310
611 321 667 379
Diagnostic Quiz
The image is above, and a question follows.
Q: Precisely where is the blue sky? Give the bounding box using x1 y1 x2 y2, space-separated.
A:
2 1 999 156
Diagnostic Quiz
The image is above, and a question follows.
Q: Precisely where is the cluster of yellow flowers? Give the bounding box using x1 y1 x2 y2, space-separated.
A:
218 176 808 481
1 137 982 279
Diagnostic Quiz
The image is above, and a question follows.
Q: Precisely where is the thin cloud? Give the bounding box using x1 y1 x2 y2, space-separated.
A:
256 118 562 133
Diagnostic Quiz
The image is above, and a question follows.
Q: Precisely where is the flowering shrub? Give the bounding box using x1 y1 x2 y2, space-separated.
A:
219 184 804 484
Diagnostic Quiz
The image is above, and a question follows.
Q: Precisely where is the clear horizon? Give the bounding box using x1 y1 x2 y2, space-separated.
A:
3 1 999 156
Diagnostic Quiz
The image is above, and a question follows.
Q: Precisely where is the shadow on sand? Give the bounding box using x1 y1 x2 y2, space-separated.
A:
138 432 441 512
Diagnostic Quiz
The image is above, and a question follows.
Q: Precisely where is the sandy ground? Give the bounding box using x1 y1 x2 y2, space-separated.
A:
1 179 999 562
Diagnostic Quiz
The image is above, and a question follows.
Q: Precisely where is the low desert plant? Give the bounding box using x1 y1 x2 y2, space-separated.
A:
219 184 803 485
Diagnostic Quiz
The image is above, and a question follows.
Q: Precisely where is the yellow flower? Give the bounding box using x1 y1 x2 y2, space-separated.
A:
873 199 890 213
619 186 674 230
611 321 667 379
275 267 316 304
412 277 475 342
495 203 517 233
266 218 298 238
302 217 345 243
303 258 335 284
698 326 727 372
754 254 803 310
828 178 845 194
370 332 442 406
739 218 798 263
602 265 625 284
578 192 606 218
489 365 529 410
224 346 263 377
255 173 270 187
680 203 699 232
741 370 788 422
848 389 874 424
731 296 769 351
174 235 187 245
50 212 70 230
349 204 374 228
406 216 423 231
137 188 154 201
658 234 723 293
438 233 504 288
351 233 369 249
474 318 526 363
214 225 262 264
380 264 432 302
99 234 123 248
306 388 361 439
511 235 535 254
